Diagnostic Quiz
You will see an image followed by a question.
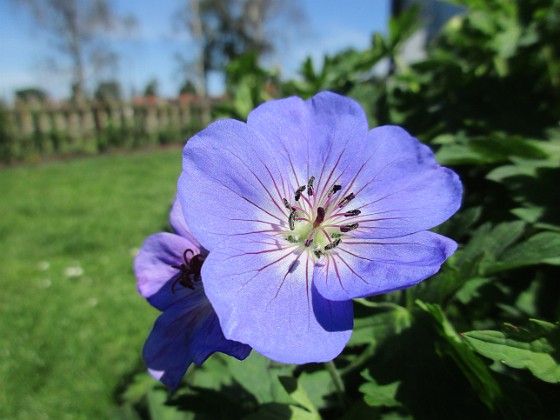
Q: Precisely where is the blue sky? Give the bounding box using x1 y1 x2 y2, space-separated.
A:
0 0 390 100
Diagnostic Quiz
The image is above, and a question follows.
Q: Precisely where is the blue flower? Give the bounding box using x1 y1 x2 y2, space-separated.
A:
134 198 251 390
178 91 462 364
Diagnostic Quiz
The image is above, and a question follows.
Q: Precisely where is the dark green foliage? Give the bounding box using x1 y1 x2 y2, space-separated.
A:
15 87 48 104
214 51 280 120
95 81 122 103
144 79 159 97
0 103 16 163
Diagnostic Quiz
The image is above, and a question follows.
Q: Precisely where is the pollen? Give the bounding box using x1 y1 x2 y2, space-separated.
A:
280 176 361 257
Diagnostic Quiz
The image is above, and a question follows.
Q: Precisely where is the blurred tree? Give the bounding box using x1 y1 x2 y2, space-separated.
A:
174 0 305 94
15 87 49 104
143 79 159 97
0 102 15 163
12 0 137 101
94 80 122 103
179 80 197 95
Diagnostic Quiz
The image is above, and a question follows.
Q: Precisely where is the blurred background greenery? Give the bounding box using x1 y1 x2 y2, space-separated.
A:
1 0 559 418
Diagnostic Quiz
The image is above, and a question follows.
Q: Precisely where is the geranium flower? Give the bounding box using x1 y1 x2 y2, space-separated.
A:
134 198 251 390
178 91 462 364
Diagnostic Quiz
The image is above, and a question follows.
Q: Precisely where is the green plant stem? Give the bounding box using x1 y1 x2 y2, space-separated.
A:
354 298 403 310
339 343 376 377
325 360 347 407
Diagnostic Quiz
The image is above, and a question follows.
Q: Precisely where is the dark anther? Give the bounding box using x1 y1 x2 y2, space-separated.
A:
294 185 306 201
283 198 291 210
313 250 324 259
338 192 355 208
324 238 342 251
328 184 342 198
171 249 205 293
340 223 359 233
288 209 297 230
313 206 326 228
344 209 361 217
307 176 315 196
305 238 314 247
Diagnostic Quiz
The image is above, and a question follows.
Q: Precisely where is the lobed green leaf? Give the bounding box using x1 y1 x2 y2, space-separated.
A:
463 319 560 383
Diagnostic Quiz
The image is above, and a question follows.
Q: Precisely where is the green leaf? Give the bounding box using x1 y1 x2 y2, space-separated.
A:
478 220 526 261
416 301 502 410
243 402 314 420
359 370 401 408
455 277 491 304
450 221 525 277
146 386 187 420
349 304 411 347
388 4 420 49
485 232 560 273
463 319 560 383
297 371 334 410
435 143 484 165
186 354 233 391
228 352 293 404
278 376 321 419
436 134 547 166
121 372 160 406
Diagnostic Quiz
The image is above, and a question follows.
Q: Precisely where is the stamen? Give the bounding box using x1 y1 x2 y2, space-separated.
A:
324 238 342 250
340 223 359 233
307 176 315 196
305 238 313 247
294 186 306 201
344 209 361 217
338 193 355 208
282 198 291 210
288 209 297 230
313 207 326 228
314 249 324 259
328 184 342 198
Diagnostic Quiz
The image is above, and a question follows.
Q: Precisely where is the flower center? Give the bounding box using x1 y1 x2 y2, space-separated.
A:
170 249 206 293
281 176 361 259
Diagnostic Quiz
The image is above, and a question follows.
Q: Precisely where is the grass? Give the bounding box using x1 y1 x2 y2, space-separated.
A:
0 148 184 419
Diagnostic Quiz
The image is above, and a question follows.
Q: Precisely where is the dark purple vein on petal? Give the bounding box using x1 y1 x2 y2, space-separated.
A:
220 147 285 216
335 254 370 285
240 196 283 223
329 257 348 291
262 161 289 214
273 251 304 300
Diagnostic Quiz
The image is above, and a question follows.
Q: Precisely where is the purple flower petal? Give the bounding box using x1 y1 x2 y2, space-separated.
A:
347 126 463 238
179 119 287 251
134 232 197 308
201 233 353 363
246 91 369 184
312 231 457 301
169 196 198 243
143 285 251 390
135 200 251 389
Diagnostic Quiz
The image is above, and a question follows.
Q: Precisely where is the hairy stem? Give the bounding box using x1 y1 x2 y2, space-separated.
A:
325 360 347 407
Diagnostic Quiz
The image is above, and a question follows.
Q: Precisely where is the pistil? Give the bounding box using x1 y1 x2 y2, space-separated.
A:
313 207 326 228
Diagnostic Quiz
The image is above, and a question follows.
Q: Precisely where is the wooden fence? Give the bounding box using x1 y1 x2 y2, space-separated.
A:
0 97 211 163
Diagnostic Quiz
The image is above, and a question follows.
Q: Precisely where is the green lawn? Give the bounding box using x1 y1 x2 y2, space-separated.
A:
0 148 184 418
